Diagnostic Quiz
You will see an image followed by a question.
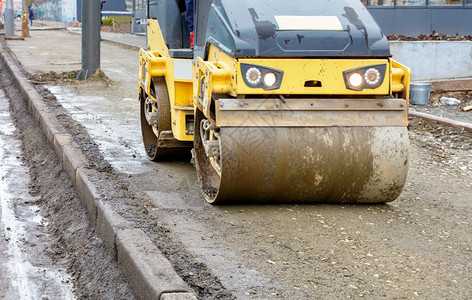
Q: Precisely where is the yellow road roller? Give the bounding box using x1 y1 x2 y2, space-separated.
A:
138 0 411 204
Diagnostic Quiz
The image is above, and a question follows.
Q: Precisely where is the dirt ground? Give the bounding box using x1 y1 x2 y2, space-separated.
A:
101 23 132 34
3 30 472 299
412 91 472 125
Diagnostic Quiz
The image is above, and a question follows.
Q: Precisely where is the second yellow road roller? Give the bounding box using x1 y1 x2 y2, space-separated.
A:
138 0 411 204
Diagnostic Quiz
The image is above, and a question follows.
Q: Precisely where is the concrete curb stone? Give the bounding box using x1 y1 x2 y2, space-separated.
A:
96 200 134 255
116 229 192 299
53 134 75 165
0 38 197 300
75 167 101 226
61 143 88 183
40 112 68 145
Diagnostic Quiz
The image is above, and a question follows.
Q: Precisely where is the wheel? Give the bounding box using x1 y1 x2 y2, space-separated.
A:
140 77 174 160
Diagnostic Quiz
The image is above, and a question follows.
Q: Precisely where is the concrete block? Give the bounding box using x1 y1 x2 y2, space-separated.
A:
28 94 49 120
22 84 39 107
75 167 100 226
53 134 74 164
96 201 133 254
116 229 192 300
61 143 87 184
37 112 65 145
432 79 472 92
390 41 472 81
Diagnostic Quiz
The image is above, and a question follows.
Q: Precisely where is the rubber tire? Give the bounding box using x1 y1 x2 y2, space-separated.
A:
140 77 174 161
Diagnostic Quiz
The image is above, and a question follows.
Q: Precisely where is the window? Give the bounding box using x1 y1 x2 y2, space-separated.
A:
134 0 145 10
369 0 395 6
428 0 462 4
396 0 426 6
126 0 133 11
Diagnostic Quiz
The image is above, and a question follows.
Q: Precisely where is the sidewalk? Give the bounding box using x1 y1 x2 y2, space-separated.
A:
5 19 146 48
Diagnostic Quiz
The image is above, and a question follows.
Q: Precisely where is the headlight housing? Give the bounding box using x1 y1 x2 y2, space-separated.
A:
241 64 284 90
343 64 386 91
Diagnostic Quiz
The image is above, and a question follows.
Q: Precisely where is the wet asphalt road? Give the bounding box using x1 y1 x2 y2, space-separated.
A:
0 86 75 299
5 29 472 298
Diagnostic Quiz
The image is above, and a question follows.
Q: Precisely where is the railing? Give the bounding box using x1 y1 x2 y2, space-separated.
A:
101 11 132 16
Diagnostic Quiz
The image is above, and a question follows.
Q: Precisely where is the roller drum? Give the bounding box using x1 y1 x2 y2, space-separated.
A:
198 126 409 204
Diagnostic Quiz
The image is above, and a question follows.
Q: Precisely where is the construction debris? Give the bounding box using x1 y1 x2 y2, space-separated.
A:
462 105 472 112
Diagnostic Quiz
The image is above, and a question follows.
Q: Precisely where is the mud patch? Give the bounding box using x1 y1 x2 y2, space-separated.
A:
28 69 114 86
25 73 114 173
408 116 472 172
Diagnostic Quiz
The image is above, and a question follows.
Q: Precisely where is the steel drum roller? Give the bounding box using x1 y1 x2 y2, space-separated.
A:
196 126 409 204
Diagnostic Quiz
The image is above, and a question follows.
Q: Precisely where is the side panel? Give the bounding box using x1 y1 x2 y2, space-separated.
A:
169 59 194 141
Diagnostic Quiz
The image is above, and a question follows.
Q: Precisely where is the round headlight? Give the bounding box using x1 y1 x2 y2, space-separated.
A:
348 72 363 88
263 72 277 88
246 67 262 86
364 68 381 86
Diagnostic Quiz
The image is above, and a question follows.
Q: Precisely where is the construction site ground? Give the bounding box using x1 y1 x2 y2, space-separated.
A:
1 22 471 299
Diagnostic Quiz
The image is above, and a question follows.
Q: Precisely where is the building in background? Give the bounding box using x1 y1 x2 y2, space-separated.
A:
33 0 66 22
1 0 22 19
15 0 472 36
31 0 131 23
364 0 472 35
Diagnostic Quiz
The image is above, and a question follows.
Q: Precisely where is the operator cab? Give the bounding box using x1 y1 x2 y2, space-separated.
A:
146 0 202 59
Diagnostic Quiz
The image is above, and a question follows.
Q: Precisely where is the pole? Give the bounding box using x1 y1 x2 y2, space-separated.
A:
76 0 101 80
4 0 14 36
21 0 29 37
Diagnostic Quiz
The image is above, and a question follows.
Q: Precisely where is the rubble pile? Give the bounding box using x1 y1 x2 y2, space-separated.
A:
388 31 472 41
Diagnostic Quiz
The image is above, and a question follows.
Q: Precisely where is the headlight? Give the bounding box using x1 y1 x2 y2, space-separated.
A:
343 64 386 91
246 67 262 86
348 72 363 89
364 68 381 86
263 72 277 88
241 64 284 90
